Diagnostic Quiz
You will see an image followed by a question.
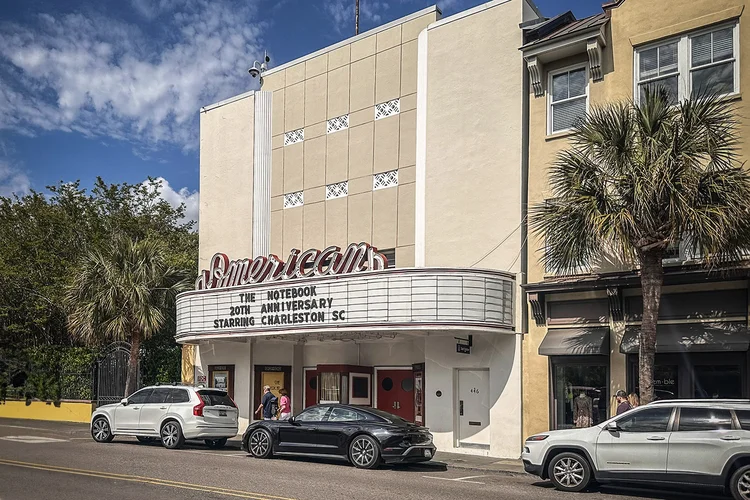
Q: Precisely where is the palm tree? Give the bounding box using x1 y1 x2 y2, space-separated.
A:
531 89 750 404
65 237 189 396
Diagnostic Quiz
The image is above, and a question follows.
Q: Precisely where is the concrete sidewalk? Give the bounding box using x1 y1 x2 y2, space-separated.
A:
225 436 526 474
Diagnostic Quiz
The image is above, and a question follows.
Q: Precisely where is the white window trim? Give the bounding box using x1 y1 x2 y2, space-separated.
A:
547 64 590 136
633 21 740 104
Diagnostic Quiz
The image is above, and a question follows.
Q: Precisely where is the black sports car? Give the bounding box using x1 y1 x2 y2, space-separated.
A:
241 404 436 469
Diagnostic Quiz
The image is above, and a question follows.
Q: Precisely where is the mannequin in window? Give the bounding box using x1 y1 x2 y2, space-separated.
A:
574 392 593 428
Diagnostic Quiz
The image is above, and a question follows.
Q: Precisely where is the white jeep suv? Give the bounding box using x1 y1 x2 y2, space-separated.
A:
90 385 239 449
523 400 750 500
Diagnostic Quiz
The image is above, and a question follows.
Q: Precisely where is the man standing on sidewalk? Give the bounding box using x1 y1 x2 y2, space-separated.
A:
255 385 277 420
615 390 631 415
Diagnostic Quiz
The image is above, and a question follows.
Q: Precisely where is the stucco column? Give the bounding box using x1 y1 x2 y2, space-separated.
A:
292 343 304 414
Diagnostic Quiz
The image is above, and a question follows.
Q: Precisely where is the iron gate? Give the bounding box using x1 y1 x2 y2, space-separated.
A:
94 342 140 406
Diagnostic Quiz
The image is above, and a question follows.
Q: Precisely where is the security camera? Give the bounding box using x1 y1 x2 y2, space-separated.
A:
248 60 262 78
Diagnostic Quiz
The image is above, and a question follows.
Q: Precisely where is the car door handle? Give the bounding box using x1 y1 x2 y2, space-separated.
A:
132 406 140 410
159 406 167 410
721 436 741 441
646 436 665 441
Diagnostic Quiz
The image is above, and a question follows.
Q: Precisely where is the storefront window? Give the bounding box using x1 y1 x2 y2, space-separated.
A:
552 361 608 430
629 363 678 401
693 365 742 399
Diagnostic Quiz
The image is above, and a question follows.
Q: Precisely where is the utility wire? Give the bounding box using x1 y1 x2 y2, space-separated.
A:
470 215 527 268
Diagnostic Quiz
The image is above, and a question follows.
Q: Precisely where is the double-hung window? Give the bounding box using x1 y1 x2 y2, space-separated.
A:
548 66 588 134
635 22 738 103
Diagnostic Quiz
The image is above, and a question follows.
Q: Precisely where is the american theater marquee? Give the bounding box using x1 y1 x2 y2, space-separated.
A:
176 243 516 343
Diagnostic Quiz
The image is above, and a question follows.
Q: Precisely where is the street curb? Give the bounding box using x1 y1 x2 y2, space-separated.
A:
226 439 527 476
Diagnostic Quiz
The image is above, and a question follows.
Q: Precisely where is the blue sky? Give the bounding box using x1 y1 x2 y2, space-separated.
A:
0 0 604 222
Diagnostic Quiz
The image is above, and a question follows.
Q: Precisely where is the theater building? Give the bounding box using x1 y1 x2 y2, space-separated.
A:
522 0 750 438
177 0 542 458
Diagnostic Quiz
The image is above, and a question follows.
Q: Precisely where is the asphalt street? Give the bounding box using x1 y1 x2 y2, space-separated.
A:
0 418 728 500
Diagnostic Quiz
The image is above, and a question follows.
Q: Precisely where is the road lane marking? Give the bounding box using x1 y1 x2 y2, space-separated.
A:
0 436 67 443
0 458 295 500
422 475 486 485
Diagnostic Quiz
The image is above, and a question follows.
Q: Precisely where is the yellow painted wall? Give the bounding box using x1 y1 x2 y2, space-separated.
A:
0 400 93 423
523 0 749 438
181 344 195 384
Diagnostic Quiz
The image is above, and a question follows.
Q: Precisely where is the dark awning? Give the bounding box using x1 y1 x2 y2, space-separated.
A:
538 327 610 356
620 322 749 354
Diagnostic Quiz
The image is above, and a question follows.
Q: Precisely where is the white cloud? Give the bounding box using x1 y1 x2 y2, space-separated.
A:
0 1 266 151
148 177 199 226
0 160 31 198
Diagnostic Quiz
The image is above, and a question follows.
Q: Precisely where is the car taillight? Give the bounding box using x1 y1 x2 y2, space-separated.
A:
193 400 205 417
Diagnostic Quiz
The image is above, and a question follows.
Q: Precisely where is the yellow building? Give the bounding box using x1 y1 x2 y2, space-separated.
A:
522 0 750 437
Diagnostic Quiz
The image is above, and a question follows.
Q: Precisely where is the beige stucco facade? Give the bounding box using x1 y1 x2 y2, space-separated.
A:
260 9 438 268
198 92 256 270
523 0 750 438
186 1 539 458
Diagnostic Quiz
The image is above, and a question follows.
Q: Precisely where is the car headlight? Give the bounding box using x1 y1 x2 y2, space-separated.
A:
525 434 549 442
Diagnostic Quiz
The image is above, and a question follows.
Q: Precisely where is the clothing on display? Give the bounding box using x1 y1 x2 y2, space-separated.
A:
574 392 593 428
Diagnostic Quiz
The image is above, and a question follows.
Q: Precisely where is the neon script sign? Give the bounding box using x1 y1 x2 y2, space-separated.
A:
196 243 389 290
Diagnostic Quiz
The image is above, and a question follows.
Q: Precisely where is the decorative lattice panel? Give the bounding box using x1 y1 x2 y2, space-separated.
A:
326 181 348 200
375 99 400 120
283 191 304 208
327 115 349 134
284 128 304 146
373 170 398 190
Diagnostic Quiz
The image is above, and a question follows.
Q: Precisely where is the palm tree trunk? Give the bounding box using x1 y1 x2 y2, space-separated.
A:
125 332 141 396
639 250 664 404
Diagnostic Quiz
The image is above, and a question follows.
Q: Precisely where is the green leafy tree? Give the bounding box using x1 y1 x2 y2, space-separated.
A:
0 177 197 399
531 90 750 404
64 237 190 395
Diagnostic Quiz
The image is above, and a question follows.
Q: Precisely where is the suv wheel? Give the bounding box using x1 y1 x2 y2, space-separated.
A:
160 421 185 449
730 464 750 500
91 417 114 443
548 452 592 492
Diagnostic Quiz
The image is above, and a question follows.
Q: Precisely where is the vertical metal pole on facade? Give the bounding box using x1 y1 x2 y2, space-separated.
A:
355 0 360 35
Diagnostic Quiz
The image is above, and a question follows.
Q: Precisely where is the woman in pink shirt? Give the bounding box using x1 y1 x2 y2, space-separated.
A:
279 388 291 420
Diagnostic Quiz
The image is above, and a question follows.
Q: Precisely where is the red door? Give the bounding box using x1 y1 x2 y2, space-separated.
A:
376 370 415 421
305 370 318 408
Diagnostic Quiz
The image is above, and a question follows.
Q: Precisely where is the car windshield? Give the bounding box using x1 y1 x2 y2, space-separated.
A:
198 390 236 407
359 407 407 424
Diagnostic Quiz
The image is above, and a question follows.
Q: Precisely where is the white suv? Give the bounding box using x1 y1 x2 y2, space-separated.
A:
523 400 750 500
90 385 239 449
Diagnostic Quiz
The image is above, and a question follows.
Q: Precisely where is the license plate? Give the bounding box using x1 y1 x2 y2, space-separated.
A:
424 449 432 458
219 410 227 416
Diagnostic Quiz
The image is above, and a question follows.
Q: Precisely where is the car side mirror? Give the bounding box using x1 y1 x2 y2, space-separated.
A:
605 421 620 432
120 398 129 406
288 416 298 425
